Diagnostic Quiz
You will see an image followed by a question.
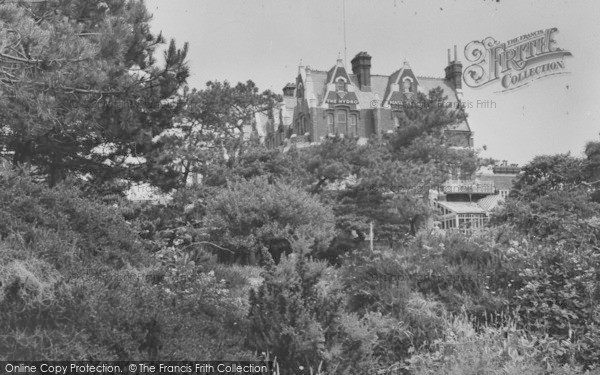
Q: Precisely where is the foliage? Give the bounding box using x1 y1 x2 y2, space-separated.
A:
342 232 513 326
0 172 251 360
0 0 189 187
4 9 600 370
150 81 282 188
405 315 594 375
511 154 587 200
498 189 600 246
0 172 145 269
290 88 478 244
247 254 344 374
200 142 306 188
507 242 600 367
246 252 416 375
203 177 336 264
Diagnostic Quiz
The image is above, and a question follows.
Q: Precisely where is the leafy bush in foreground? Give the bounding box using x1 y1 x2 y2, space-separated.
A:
405 315 592 375
204 177 336 264
0 173 251 360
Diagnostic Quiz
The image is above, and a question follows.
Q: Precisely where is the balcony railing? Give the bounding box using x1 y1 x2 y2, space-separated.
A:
442 180 495 194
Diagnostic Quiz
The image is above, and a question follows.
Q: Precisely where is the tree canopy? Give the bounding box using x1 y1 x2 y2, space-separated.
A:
0 0 189 187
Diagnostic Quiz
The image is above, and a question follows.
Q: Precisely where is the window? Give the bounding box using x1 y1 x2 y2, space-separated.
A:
337 111 347 134
336 79 346 92
327 113 334 133
403 78 412 93
349 114 357 136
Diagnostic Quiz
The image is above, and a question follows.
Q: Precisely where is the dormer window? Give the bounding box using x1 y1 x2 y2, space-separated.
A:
403 78 412 93
297 84 304 98
336 78 346 92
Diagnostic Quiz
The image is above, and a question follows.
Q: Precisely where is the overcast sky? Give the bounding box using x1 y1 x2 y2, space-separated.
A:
145 0 600 165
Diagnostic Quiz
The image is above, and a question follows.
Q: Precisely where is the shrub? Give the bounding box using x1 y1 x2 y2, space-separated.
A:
247 253 345 374
406 315 596 375
509 243 600 367
0 173 252 360
203 177 336 264
342 232 512 325
0 173 146 271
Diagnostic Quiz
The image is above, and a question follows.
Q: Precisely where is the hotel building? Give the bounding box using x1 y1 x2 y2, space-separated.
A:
264 48 472 149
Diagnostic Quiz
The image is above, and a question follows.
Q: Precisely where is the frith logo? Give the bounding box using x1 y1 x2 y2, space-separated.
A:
463 27 572 92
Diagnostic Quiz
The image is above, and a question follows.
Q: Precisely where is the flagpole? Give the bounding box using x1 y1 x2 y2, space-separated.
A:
343 0 347 66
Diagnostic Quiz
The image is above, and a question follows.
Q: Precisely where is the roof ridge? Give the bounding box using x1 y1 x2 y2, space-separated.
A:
417 75 445 80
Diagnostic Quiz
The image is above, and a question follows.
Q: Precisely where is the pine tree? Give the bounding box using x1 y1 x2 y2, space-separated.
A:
0 0 189 187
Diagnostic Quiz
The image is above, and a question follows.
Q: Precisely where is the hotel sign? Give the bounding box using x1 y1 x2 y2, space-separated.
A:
463 27 572 92
325 91 359 105
325 98 359 105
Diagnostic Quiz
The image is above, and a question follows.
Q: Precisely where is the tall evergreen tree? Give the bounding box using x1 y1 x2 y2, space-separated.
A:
147 80 282 189
0 0 189 187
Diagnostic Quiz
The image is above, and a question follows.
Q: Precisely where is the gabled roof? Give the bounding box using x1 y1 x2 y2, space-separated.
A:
297 59 459 109
326 59 351 84
292 55 471 132
383 61 420 102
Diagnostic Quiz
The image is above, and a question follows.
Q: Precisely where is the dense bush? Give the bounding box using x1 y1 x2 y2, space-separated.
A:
0 173 252 360
0 173 146 270
204 177 336 264
507 242 600 367
342 231 513 325
246 251 417 374
405 315 594 375
247 254 344 373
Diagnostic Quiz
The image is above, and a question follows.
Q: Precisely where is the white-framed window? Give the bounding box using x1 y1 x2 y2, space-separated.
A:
337 111 347 134
349 114 358 136
336 78 346 92
327 113 334 133
403 77 412 93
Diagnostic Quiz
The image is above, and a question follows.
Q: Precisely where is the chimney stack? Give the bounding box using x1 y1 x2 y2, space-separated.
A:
351 51 372 90
445 45 463 90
